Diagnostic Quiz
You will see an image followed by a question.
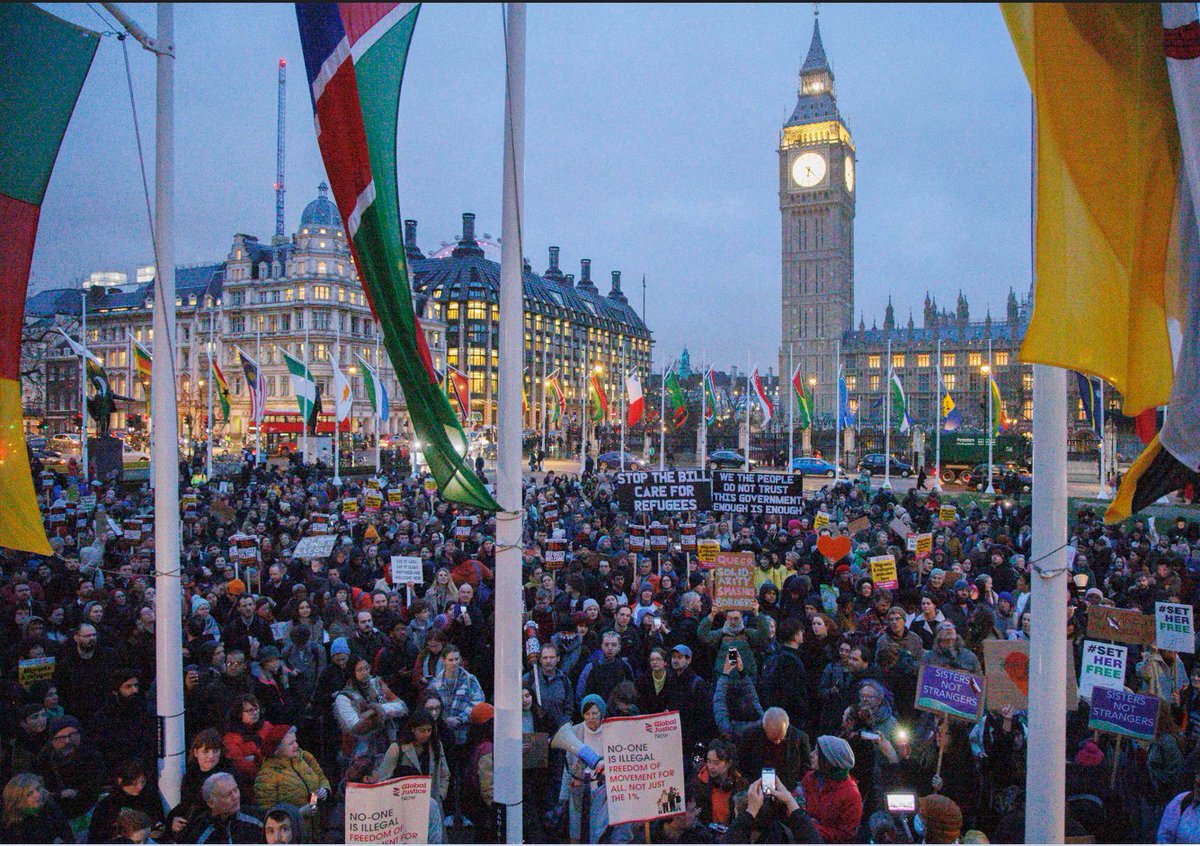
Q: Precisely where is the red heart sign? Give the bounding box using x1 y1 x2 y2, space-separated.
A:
1003 651 1029 696
817 535 851 562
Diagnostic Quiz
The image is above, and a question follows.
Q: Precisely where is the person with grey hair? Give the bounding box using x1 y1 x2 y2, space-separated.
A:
178 772 264 844
737 707 812 795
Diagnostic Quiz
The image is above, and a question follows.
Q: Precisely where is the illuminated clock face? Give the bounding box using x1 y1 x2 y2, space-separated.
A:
844 155 855 193
791 151 827 188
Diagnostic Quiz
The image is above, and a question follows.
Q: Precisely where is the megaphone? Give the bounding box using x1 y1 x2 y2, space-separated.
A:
551 722 603 770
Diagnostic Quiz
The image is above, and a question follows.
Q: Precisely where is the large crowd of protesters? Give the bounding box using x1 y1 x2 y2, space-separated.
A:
2 446 1200 845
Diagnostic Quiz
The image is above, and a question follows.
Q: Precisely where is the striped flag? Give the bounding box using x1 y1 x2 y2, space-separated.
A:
665 369 687 428
296 3 497 510
356 353 389 422
132 338 152 400
838 365 855 428
940 380 963 432
549 375 565 426
589 373 609 422
791 363 812 430
625 371 644 427
989 376 1009 434
282 348 318 421
751 367 773 425
1074 371 1102 437
0 5 98 554
210 354 231 423
237 347 267 424
445 366 470 420
890 370 913 434
703 368 718 426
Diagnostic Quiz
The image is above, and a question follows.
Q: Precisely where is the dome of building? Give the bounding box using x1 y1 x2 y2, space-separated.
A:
300 182 340 229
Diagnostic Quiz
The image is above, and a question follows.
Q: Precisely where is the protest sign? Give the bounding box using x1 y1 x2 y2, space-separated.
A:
387 489 403 508
230 534 259 563
711 471 804 515
938 505 957 524
649 523 669 552
905 534 917 552
18 656 55 688
820 584 838 615
310 513 330 535
342 498 359 521
1079 640 1127 700
544 538 567 569
628 523 645 553
914 533 933 559
454 516 473 540
1086 606 1155 646
696 539 720 566
915 664 985 722
543 504 559 525
814 512 830 531
424 478 438 495
888 517 910 539
869 555 898 591
1155 602 1195 653
1088 687 1160 742
292 535 338 560
711 551 756 610
847 516 872 536
366 477 380 491
122 519 142 541
602 711 686 825
983 640 1078 711
270 621 289 643
345 776 430 843
365 491 382 513
615 470 712 513
680 524 697 552
389 556 424 585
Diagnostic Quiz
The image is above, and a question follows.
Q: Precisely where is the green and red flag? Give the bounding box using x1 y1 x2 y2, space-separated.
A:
791 362 813 430
132 338 152 400
296 3 497 510
1 5 99 553
210 355 231 423
665 369 688 429
589 373 609 422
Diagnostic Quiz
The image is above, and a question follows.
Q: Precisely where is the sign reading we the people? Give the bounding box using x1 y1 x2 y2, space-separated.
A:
602 711 686 826
711 551 756 610
711 471 804 515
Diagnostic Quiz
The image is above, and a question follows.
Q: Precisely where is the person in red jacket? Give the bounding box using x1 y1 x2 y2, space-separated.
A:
799 735 863 844
221 694 286 798
450 557 493 592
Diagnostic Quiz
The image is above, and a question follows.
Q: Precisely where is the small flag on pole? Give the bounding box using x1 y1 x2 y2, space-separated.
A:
625 371 644 427
751 367 773 425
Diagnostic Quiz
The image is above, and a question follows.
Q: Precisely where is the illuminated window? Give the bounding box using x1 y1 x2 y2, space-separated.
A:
995 351 1009 366
317 261 327 275
1023 399 1033 420
917 354 930 368
319 241 327 249
467 301 487 321
845 375 857 391
892 353 905 368
868 354 881 369
338 286 346 302
944 373 956 390
447 302 459 320
968 352 982 368
1022 372 1033 392
314 286 331 301
868 375 881 391
942 353 956 367
296 287 305 301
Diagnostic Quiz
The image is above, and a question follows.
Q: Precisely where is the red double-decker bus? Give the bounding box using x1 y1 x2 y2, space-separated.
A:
249 411 351 455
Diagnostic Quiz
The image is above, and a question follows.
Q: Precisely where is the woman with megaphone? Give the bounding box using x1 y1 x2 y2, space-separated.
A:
555 694 608 843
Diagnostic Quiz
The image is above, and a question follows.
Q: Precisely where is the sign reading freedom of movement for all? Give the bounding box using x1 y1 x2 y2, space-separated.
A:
711 551 756 610
915 664 985 722
614 470 712 513
345 775 430 843
711 472 804 515
603 711 686 825
1088 686 1160 742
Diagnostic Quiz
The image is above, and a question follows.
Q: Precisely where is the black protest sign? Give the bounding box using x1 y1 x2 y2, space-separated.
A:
614 470 712 514
711 471 805 515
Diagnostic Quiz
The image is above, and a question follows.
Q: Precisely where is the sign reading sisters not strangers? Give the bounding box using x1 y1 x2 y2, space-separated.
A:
615 470 711 513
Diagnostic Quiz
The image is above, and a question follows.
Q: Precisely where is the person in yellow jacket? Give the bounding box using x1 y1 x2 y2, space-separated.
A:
752 553 789 594
252 725 330 839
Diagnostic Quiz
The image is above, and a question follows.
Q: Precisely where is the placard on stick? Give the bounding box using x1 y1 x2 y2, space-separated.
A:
1079 640 1128 700
389 556 424 585
1155 602 1195 653
602 711 686 825
344 775 430 844
1088 687 1160 742
1086 606 1155 646
711 551 755 611
869 555 898 591
696 539 720 566
983 639 1078 711
915 664 985 722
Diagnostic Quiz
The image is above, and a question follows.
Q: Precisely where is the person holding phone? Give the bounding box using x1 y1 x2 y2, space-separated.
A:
719 777 822 844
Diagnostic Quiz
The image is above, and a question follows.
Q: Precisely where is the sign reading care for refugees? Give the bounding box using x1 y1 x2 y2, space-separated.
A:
603 711 686 825
345 776 430 843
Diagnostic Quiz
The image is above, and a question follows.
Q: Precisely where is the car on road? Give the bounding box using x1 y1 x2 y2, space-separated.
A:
597 451 642 471
858 453 913 478
49 433 81 453
968 463 1032 492
706 450 756 470
790 456 843 477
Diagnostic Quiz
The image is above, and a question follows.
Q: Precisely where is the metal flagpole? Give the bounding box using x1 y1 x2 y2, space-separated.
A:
744 346 751 471
127 333 133 435
934 337 942 492
788 344 794 471
206 306 214 480
834 337 841 480
80 289 88 482
986 338 995 493
495 5 526 839
699 348 707 469
303 324 309 464
580 337 588 473
658 361 666 469
884 338 892 488
374 328 381 475
333 322 341 487
620 342 626 464
540 337 547 457
1097 380 1107 498
255 315 262 463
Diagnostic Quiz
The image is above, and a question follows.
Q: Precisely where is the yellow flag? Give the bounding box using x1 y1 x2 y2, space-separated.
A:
1003 3 1181 415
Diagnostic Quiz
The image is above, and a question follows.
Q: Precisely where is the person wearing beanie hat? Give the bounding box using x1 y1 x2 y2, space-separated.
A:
469 701 495 725
918 794 963 844
41 713 107 824
800 734 863 843
1074 740 1104 767
330 637 350 657
564 694 608 843
254 726 330 827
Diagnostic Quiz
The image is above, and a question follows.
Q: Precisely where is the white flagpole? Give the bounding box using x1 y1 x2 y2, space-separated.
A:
333 322 341 487
580 338 588 474
255 314 262 463
986 337 995 494
80 290 89 481
834 337 842 480
374 329 381 475
302 324 310 464
934 337 942 492
1097 379 1107 498
620 341 627 464
788 343 794 471
496 5 526 839
885 338 892 489
699 349 707 469
206 305 214 480
659 361 666 469
744 346 751 471
540 337 547 458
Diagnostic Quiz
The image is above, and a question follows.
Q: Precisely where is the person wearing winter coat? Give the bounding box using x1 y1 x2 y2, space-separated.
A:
333 657 409 761
1157 761 1200 843
922 622 981 673
95 669 158 774
86 759 164 844
719 778 823 844
0 773 74 845
221 695 280 792
758 617 810 730
800 735 863 843
697 605 771 680
690 740 748 828
739 708 813 794
714 655 765 741
559 694 610 844
252 726 329 815
34 715 106 830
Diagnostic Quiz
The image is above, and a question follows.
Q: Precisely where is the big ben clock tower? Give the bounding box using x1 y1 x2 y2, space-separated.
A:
779 12 855 429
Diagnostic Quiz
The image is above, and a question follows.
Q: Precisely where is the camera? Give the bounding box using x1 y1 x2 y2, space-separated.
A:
886 792 916 814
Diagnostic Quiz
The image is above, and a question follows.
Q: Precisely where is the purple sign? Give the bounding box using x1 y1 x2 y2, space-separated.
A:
1088 686 1160 741
915 664 985 722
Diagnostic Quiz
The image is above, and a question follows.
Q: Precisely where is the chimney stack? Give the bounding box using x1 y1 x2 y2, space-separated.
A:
608 270 628 302
549 246 560 271
403 219 424 260
461 212 476 243
581 259 591 282
451 213 484 258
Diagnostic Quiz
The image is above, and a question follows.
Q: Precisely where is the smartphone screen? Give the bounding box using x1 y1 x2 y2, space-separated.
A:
728 647 738 660
761 769 776 793
886 792 916 813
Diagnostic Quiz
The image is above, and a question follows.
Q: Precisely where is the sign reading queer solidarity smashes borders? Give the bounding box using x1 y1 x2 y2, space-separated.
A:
615 470 712 513
711 472 804 515
711 551 756 610
1155 602 1195 653
1079 640 1128 700
603 711 686 825
344 775 430 843
915 664 985 722
1088 687 1160 742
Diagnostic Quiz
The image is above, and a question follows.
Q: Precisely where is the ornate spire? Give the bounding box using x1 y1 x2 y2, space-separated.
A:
801 15 830 73
884 296 895 331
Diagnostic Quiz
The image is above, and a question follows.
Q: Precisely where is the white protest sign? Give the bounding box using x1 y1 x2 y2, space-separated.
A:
603 710 686 825
345 776 430 844
1079 640 1127 700
390 556 424 585
292 535 338 560
1156 602 1195 653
